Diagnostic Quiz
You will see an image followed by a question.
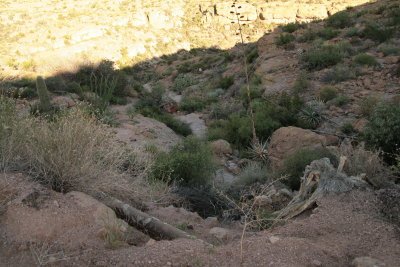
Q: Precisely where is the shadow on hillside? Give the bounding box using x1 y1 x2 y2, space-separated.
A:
1 0 396 104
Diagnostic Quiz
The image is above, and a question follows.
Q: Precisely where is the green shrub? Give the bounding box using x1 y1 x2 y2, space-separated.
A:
209 101 241 120
246 46 259 64
341 122 356 134
344 27 359 37
20 87 35 99
135 84 164 110
302 45 343 70
364 104 400 164
208 94 302 149
293 72 309 93
333 95 351 106
173 74 197 92
322 65 358 84
150 136 216 187
177 61 194 73
282 22 304 33
73 60 127 97
353 54 379 66
179 96 207 112
318 27 340 40
297 29 317 43
138 108 192 136
279 147 337 190
387 5 400 26
217 76 234 89
236 162 269 186
357 96 380 117
378 44 400 56
132 85 192 136
239 86 262 103
326 11 353 28
361 24 394 43
275 33 295 46
319 86 338 102
110 96 128 105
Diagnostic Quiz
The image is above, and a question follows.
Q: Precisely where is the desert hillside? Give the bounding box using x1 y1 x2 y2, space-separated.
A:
1 0 400 266
1 0 371 75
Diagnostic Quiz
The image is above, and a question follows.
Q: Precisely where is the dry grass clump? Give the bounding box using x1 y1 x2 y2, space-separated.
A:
0 176 16 215
335 142 395 188
0 97 168 203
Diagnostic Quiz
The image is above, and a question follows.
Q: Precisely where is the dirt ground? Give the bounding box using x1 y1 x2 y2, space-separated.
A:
1 173 399 267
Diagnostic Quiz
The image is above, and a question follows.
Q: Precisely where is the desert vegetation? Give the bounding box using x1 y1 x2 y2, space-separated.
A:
0 0 399 266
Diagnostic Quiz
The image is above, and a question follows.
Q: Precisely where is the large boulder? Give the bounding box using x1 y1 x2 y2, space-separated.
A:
2 174 133 250
210 139 233 155
268 126 327 167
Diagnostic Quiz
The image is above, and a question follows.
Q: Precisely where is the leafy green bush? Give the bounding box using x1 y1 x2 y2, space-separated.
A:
297 29 317 43
344 27 359 37
333 95 351 106
275 33 295 46
207 94 302 149
326 11 353 28
302 45 343 70
132 85 192 136
378 44 400 56
137 107 192 136
282 22 305 33
318 27 340 40
173 74 197 92
179 96 207 113
357 96 380 117
217 76 234 89
293 72 310 93
361 24 394 43
353 54 379 66
150 136 216 187
364 104 400 164
246 46 259 64
209 101 242 120
322 64 358 84
278 147 337 190
341 122 356 134
319 86 338 102
20 87 35 99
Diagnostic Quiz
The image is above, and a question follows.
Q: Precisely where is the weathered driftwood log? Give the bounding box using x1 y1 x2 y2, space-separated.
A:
275 157 367 221
107 197 208 244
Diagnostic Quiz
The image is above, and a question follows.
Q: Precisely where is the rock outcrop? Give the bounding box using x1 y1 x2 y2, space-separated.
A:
268 126 327 167
1 0 371 76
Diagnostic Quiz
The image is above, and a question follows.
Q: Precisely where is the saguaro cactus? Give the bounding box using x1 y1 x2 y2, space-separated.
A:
36 76 51 112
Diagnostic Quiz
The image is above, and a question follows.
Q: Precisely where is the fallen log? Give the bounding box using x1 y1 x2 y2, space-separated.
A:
106 197 209 244
275 157 367 221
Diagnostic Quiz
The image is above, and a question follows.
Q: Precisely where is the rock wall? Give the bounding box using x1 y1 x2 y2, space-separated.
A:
201 0 371 25
0 0 371 75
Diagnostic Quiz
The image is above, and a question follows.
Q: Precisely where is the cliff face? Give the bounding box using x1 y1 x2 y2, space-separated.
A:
0 0 370 75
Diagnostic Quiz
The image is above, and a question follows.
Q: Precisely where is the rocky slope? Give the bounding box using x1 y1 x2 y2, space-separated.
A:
1 0 371 76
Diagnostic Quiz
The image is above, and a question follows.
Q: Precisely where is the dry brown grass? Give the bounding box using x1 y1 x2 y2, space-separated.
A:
335 141 395 188
0 97 170 204
0 175 16 215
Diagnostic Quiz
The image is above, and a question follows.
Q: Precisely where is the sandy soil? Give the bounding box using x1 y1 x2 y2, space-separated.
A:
1 173 399 267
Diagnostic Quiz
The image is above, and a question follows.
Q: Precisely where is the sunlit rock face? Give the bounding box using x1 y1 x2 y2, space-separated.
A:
1 0 369 75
